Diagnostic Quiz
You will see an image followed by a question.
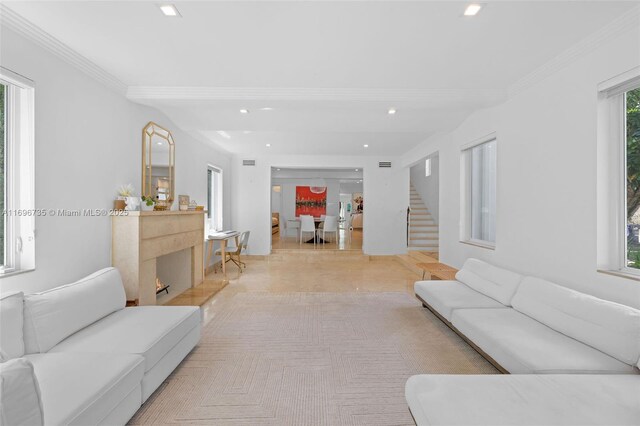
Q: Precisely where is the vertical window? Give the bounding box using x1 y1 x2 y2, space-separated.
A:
0 68 35 275
207 166 223 232
1 83 5 266
625 87 640 269
425 158 431 177
461 137 497 247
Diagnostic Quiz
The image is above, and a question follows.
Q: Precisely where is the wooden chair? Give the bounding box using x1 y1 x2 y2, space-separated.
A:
215 231 250 272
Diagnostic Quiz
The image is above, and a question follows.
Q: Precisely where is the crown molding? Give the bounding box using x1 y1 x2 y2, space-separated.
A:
508 5 640 98
0 4 127 94
127 86 507 103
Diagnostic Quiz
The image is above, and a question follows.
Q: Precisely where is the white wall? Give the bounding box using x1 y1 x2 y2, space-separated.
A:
410 154 439 224
0 27 232 294
232 155 409 255
401 25 640 308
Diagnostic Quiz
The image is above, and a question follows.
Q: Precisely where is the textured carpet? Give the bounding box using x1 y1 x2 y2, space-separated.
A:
130 292 497 425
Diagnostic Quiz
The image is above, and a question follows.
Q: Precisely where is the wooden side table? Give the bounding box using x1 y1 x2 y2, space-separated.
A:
416 262 458 280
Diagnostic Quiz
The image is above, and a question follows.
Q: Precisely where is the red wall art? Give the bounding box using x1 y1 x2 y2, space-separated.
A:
295 186 327 217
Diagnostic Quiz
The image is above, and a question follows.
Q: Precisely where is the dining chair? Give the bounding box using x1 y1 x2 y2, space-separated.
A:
215 231 250 272
299 215 316 246
286 219 300 241
320 215 338 245
344 214 353 243
318 214 326 230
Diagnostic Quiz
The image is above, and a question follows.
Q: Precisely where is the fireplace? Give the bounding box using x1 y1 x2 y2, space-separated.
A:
111 211 205 305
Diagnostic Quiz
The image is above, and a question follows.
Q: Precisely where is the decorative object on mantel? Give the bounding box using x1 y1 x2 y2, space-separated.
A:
142 122 175 211
116 183 139 211
141 195 155 211
179 195 190 211
188 200 197 211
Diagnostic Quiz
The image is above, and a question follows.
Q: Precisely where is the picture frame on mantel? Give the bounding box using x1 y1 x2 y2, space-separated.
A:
179 195 190 211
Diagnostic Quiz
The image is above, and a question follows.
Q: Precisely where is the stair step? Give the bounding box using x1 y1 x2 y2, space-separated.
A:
409 242 439 248
408 246 438 252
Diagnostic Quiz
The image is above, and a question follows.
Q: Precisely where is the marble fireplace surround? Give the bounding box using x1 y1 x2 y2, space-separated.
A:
112 210 205 305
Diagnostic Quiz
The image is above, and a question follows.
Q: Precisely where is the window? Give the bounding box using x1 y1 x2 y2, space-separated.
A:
625 87 640 269
425 158 431 177
207 166 223 232
0 68 35 275
461 137 496 247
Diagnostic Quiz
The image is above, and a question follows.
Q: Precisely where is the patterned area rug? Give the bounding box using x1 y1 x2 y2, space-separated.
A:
130 292 497 425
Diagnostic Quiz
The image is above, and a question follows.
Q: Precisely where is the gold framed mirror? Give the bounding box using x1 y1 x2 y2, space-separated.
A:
142 122 175 210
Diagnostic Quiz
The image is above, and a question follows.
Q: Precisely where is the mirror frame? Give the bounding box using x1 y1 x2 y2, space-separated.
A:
142 122 175 210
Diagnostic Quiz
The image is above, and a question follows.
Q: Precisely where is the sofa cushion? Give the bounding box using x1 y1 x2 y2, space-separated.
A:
49 306 200 373
455 258 523 306
0 357 44 426
23 268 126 354
415 280 506 322
451 308 635 374
26 352 144 426
0 291 24 361
512 277 640 366
405 374 640 426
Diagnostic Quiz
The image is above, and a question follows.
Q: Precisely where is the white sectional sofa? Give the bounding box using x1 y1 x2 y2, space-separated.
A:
0 267 201 426
409 258 640 425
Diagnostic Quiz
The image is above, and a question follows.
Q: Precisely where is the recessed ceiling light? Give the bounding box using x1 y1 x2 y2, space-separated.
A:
260 107 274 111
240 109 249 114
159 4 181 17
388 108 397 115
157 142 163 145
363 144 369 148
463 3 483 16
355 169 359 171
266 143 271 147
277 168 281 171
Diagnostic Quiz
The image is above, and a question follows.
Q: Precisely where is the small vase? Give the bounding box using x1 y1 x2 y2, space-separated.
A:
125 196 140 211
141 203 155 212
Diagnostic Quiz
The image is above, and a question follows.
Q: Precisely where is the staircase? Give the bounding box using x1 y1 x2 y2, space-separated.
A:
408 186 438 252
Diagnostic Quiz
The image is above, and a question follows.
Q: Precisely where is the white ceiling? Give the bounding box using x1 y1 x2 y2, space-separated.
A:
4 1 636 156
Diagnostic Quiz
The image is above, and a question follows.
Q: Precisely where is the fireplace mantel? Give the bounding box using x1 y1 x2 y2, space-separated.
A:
112 211 205 305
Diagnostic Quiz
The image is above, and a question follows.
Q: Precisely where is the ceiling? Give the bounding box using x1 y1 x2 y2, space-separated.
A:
4 1 636 156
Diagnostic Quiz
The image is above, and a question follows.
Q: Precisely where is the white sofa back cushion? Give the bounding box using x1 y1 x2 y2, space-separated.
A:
512 276 640 366
454 258 523 306
0 357 44 426
0 291 24 361
23 268 126 354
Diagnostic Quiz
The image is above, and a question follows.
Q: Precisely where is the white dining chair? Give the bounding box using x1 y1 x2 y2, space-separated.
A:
320 215 338 245
286 219 300 241
299 215 316 246
344 214 353 244
318 214 326 230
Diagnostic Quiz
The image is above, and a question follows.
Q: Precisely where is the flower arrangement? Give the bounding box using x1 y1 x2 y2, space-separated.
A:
117 184 135 198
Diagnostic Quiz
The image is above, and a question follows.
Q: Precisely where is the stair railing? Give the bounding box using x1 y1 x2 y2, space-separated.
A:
407 205 411 247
